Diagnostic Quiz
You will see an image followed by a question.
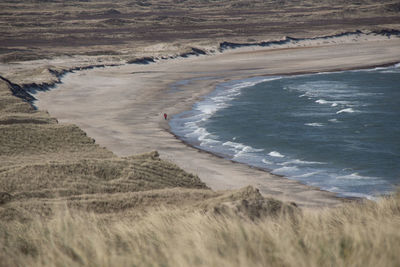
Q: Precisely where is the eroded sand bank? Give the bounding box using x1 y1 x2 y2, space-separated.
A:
35 38 400 208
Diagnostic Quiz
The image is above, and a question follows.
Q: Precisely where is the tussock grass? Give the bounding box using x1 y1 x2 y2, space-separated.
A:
1 193 400 267
0 155 207 200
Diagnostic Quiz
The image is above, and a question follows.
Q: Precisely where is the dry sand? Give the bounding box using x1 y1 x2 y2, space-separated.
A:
35 38 400 208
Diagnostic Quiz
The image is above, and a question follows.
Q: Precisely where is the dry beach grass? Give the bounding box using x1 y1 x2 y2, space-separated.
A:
2 192 400 267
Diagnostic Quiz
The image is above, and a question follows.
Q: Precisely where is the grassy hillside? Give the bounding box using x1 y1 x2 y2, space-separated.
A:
0 78 211 210
1 189 400 266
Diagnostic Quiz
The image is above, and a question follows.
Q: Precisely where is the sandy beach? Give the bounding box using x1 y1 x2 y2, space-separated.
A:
35 37 400 208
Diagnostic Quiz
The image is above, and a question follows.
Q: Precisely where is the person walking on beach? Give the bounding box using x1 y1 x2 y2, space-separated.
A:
164 113 168 120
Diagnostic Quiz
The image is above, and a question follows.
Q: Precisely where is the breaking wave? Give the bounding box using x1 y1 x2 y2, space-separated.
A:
170 64 400 198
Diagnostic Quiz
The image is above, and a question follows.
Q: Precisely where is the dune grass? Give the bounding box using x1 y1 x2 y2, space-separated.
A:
1 192 400 267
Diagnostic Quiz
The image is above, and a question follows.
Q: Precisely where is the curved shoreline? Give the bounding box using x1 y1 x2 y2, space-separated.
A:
34 38 400 208
166 64 399 199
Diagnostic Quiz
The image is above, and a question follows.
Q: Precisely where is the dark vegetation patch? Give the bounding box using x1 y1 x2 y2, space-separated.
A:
0 0 398 57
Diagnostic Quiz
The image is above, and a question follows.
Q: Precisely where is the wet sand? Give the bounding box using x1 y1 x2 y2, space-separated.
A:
35 38 400 208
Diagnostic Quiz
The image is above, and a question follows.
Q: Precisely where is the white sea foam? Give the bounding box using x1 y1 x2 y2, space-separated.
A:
185 127 207 139
289 82 366 112
184 120 202 128
288 81 350 99
336 108 357 114
305 122 324 127
223 141 263 158
200 139 219 146
268 151 285 158
294 171 321 178
222 141 245 150
194 76 282 118
381 70 398 73
229 77 282 91
336 173 375 180
280 159 325 166
197 102 224 115
372 67 388 71
185 127 218 147
315 98 341 107
316 99 329 104
329 118 340 123
335 100 353 105
262 159 273 165
274 166 299 174
244 146 264 153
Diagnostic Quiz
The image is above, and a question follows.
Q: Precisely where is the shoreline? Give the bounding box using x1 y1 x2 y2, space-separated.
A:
33 38 400 208
166 63 399 200
164 125 363 202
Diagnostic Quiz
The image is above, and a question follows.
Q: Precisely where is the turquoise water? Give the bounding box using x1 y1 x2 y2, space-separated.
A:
170 65 400 198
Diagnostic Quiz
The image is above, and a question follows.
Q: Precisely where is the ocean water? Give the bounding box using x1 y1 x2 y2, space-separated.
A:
170 65 400 198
